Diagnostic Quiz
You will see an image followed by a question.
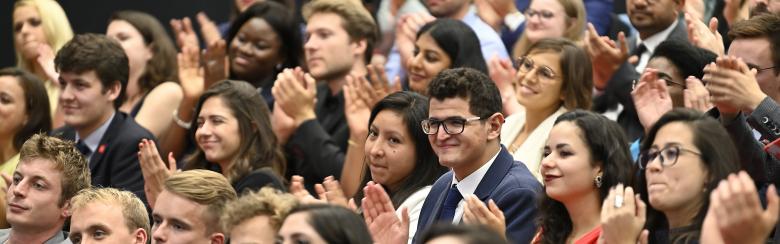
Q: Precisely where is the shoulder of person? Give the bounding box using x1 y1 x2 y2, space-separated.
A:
145 81 183 100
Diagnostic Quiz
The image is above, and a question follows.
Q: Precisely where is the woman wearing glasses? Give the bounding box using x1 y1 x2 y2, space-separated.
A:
501 38 593 181
511 0 586 57
603 109 739 243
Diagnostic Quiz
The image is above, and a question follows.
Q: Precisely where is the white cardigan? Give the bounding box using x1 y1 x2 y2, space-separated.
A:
396 185 431 244
500 107 567 182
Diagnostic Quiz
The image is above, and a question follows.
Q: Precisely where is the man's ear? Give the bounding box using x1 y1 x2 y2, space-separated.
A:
133 228 148 244
209 233 226 244
106 81 122 102
351 39 368 60
60 199 71 219
486 112 505 140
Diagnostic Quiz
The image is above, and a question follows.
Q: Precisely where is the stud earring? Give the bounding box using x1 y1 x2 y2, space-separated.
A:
594 175 603 188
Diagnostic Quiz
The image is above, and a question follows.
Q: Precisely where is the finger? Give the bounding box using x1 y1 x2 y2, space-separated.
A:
764 184 779 225
167 152 178 172
617 31 629 56
708 17 719 33
401 207 410 228
602 186 615 219
636 194 647 222
1 173 11 189
625 186 637 210
638 230 649 244
315 183 327 200
488 199 505 221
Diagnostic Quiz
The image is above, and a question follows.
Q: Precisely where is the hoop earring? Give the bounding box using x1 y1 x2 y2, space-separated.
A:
594 175 603 188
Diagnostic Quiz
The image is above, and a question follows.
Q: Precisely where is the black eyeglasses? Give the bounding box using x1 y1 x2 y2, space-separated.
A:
514 56 557 81
637 145 701 169
524 9 555 19
746 63 776 74
421 117 482 135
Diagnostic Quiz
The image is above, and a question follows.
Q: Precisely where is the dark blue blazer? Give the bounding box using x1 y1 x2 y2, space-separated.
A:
414 146 542 243
52 112 154 207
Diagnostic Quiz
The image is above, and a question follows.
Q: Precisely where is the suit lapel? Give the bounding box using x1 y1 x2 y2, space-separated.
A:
473 147 513 201
89 113 122 171
427 173 451 224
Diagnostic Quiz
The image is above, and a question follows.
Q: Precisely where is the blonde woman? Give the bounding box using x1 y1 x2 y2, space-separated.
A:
511 0 586 57
13 0 73 125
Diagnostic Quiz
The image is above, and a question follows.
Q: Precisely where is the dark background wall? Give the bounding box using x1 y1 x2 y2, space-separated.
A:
1 0 232 68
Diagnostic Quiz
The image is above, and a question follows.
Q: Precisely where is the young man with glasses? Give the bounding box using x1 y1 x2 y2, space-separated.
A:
414 68 541 243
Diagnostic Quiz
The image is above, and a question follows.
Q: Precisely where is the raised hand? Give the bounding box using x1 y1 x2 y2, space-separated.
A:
584 23 630 89
272 67 317 130
366 64 398 107
685 13 724 56
196 12 222 46
396 13 435 69
701 171 779 244
704 57 765 115
600 184 648 244
631 69 673 132
362 182 409 244
170 17 199 50
202 39 228 88
35 43 59 83
683 76 712 112
463 195 506 239
137 139 178 208
290 175 323 204
343 75 372 139
489 56 523 115
177 45 205 100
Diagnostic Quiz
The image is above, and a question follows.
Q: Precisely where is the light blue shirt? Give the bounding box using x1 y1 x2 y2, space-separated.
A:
384 7 510 85
74 112 115 161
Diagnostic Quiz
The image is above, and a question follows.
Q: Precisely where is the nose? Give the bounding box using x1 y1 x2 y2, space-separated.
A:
304 35 318 52
195 121 213 138
408 52 424 70
237 40 253 56
434 124 451 141
645 155 663 173
540 154 556 169
369 140 384 158
59 82 75 102
152 224 167 244
11 180 27 199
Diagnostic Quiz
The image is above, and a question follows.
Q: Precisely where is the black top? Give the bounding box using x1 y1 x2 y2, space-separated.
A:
285 83 349 193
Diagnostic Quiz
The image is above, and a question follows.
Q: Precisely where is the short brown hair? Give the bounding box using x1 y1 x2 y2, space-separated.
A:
70 187 149 235
220 187 298 233
54 33 128 108
164 170 237 234
302 0 378 63
19 134 91 205
728 14 780 75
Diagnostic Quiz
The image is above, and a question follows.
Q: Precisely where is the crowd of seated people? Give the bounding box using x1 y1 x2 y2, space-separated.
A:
2 0 780 243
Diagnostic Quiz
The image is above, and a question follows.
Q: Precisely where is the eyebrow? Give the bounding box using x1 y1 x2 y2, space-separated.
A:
86 223 111 233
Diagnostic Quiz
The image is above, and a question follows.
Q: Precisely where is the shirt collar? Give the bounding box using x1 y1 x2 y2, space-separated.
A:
636 18 679 54
75 112 115 153
450 148 501 197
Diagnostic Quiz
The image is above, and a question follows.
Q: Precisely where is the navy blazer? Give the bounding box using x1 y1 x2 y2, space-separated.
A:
414 146 542 243
52 112 153 207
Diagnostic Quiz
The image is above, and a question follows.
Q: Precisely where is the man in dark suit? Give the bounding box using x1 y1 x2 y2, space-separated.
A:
413 68 542 243
591 0 689 141
51 34 153 206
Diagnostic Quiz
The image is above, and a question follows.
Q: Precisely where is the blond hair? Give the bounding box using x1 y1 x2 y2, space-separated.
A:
70 187 150 235
19 134 90 205
220 187 298 233
512 0 586 57
13 0 74 71
302 0 378 63
164 170 237 233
